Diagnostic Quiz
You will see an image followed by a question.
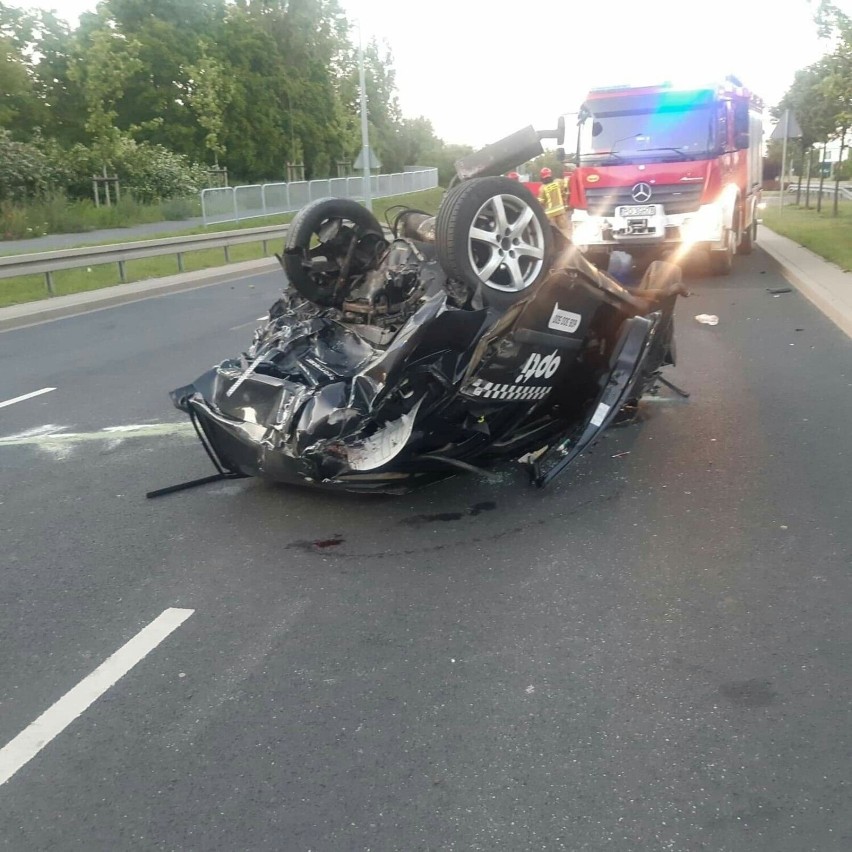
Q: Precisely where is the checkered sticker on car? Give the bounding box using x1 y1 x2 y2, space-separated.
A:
464 379 552 401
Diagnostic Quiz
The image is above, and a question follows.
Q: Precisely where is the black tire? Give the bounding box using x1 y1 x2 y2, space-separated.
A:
435 177 553 305
708 223 735 276
283 197 383 306
738 219 757 255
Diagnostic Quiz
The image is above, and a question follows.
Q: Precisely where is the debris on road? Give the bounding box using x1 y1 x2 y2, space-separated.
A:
767 287 793 296
695 314 719 325
611 451 631 458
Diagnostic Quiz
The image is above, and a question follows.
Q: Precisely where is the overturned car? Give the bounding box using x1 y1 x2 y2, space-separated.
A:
157 126 687 496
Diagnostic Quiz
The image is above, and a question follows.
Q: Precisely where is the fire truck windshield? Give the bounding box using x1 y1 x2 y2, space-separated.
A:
578 91 717 164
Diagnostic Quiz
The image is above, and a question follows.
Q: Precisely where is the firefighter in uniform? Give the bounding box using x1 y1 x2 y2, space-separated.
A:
537 167 571 237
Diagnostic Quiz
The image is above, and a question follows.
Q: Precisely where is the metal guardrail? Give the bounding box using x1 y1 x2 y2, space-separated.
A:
201 168 439 226
776 183 852 200
0 223 290 297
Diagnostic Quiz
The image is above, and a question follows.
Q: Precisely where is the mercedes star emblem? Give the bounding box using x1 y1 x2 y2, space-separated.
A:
631 182 652 203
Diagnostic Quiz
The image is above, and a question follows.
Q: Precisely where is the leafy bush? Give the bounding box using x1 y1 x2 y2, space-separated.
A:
117 140 207 203
1 126 207 210
58 144 105 200
159 196 200 220
835 157 852 181
0 131 70 201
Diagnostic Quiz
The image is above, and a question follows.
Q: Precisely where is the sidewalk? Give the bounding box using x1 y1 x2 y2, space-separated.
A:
0 216 208 256
758 226 852 339
1 228 851 339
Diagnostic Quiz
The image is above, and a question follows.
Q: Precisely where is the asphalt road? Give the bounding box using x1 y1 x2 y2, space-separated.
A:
1 250 850 851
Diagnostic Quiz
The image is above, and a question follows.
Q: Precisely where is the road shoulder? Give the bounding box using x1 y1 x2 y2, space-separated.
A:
759 225 852 340
0 257 278 333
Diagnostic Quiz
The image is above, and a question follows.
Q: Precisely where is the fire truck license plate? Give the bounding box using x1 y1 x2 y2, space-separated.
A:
617 204 657 217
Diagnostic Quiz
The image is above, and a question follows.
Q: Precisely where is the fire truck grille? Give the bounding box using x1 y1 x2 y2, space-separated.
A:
584 184 703 216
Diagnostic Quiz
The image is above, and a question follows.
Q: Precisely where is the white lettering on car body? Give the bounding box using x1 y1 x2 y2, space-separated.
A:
515 350 561 384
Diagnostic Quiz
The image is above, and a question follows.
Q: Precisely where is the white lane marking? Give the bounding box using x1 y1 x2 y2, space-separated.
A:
228 315 268 331
0 607 194 787
0 387 56 409
0 424 67 441
0 421 194 449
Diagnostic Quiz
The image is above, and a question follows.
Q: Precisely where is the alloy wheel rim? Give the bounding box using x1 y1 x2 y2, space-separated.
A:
466 194 545 291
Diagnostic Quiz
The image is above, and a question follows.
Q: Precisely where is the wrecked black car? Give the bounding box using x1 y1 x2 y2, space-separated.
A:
158 124 687 496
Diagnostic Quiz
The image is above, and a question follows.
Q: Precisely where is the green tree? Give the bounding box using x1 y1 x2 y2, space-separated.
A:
813 1 852 213
0 4 49 134
104 0 226 157
67 23 143 179
820 58 852 214
216 0 352 180
395 116 440 167
777 58 837 206
216 7 287 179
185 42 233 166
429 142 475 186
30 12 87 146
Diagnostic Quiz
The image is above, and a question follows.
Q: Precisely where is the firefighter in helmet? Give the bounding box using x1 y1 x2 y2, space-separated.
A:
506 171 520 181
537 167 570 237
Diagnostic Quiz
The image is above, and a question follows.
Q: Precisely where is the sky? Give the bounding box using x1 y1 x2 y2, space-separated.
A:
10 0 852 147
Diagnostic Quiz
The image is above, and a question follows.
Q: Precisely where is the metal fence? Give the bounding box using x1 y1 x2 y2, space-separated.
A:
201 168 440 226
0 224 291 297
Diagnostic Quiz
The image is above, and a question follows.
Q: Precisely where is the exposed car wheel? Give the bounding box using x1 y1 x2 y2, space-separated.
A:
737 219 757 255
283 197 384 306
436 177 553 304
708 221 736 276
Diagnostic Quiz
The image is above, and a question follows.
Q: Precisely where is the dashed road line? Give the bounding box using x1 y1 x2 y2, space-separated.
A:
0 387 56 409
0 607 195 787
228 314 269 331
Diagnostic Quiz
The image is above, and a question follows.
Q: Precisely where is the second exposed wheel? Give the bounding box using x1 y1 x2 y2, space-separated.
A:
282 197 385 307
435 177 553 303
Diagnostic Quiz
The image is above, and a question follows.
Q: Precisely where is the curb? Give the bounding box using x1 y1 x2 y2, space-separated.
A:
0 257 279 333
757 226 852 340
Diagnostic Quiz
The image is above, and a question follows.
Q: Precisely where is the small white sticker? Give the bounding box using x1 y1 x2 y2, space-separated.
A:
590 402 610 427
548 303 582 334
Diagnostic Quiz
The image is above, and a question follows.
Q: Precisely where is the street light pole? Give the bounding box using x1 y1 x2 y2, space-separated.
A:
780 109 789 212
358 21 372 211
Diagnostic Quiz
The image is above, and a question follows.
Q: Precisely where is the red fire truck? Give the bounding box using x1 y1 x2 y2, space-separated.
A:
569 80 763 275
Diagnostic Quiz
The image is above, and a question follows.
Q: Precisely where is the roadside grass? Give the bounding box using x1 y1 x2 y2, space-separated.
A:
763 198 852 271
0 188 446 308
0 195 201 240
